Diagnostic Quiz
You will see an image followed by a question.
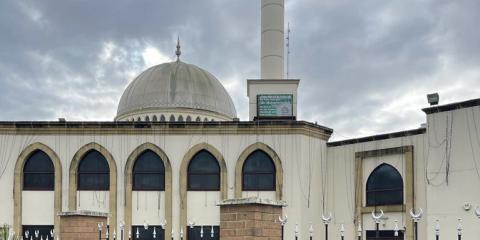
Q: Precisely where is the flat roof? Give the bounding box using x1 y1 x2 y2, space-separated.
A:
0 120 333 139
327 128 426 147
422 98 480 114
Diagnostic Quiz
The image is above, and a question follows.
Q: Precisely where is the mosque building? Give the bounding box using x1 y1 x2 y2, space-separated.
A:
1 0 480 240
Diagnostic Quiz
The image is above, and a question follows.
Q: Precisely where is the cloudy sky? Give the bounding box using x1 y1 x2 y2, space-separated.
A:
0 0 479 140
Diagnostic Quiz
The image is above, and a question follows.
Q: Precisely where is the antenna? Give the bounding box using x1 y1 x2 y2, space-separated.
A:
286 22 291 79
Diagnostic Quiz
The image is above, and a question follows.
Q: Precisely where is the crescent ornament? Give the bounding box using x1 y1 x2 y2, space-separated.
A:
410 208 423 222
160 220 167 229
475 207 480 219
371 209 384 223
188 219 196 228
322 212 332 224
279 215 288 226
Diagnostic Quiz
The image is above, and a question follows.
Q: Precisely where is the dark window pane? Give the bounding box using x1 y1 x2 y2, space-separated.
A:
133 151 165 172
23 150 54 190
188 174 220 190
187 150 220 191
78 173 109 190
242 150 276 191
78 150 109 173
132 226 165 240
188 151 220 174
188 226 219 240
22 225 54 240
78 150 110 190
133 150 165 191
133 173 165 190
243 150 275 173
24 151 54 172
366 164 403 206
24 173 55 190
243 174 275 190
367 189 403 206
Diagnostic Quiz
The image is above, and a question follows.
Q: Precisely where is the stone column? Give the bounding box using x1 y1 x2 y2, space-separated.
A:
59 211 108 240
218 197 285 240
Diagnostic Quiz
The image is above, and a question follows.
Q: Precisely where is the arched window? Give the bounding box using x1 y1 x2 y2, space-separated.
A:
145 116 150 122
152 115 158 122
366 164 403 206
187 150 220 191
196 117 201 122
170 115 176 122
160 115 166 122
178 115 184 122
242 150 275 191
186 116 192 122
23 150 54 190
133 150 165 191
137 117 141 122
77 150 110 190
204 118 208 122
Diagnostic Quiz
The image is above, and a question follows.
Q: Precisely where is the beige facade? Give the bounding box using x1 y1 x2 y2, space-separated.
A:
1 101 480 240
0 121 333 240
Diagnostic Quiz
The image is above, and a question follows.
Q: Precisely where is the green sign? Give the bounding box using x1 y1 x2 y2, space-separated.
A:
257 94 293 117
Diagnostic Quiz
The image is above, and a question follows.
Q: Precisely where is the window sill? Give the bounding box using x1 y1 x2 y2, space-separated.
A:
132 189 165 191
361 204 405 213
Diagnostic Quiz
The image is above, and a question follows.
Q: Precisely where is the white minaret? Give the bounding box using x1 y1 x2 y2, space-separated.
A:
261 0 284 79
248 0 299 121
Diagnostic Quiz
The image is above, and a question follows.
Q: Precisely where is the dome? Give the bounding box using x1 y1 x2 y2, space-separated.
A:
116 61 237 121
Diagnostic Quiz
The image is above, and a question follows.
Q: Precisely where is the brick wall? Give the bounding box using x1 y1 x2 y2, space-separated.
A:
220 204 282 240
60 215 107 240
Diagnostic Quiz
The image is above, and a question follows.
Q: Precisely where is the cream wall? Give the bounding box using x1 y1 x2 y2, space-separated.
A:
22 191 54 225
326 133 427 240
76 191 109 213
1 105 479 240
132 191 165 225
187 192 220 225
0 131 328 240
423 106 480 239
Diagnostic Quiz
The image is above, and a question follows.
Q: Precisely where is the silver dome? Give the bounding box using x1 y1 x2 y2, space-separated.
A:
116 61 237 120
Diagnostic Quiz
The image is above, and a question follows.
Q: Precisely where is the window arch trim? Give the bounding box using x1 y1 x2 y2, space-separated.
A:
235 142 283 200
179 143 227 237
124 143 173 240
14 143 62 235
69 142 118 232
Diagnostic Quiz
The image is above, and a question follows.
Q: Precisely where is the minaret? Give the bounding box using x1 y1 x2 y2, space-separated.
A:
247 0 299 121
261 0 285 79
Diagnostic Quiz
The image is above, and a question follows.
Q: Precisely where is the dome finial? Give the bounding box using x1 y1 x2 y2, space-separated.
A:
175 36 181 62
